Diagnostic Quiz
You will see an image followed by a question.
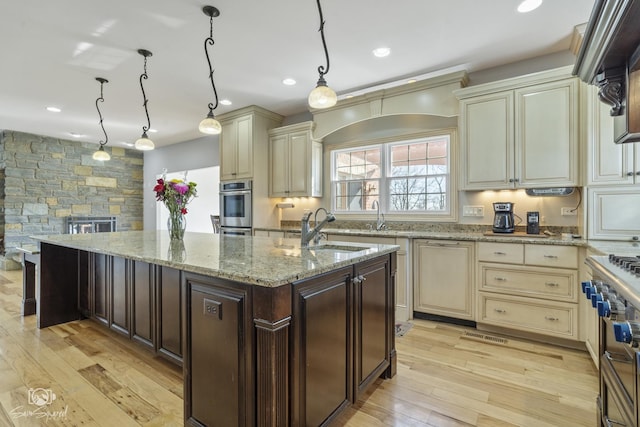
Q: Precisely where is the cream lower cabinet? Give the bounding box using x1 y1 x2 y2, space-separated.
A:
580 249 599 367
413 240 475 321
477 242 579 340
326 233 411 322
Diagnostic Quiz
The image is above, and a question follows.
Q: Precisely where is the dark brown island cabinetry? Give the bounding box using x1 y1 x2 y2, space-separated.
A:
36 239 396 426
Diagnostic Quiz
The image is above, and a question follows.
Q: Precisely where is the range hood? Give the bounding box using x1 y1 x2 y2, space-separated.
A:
573 0 640 144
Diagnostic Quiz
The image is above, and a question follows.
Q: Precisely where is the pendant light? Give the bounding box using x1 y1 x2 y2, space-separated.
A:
199 5 222 135
92 77 111 162
308 0 337 109
135 49 155 151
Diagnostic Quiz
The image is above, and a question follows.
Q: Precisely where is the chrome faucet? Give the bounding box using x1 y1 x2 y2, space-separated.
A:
301 208 336 248
371 200 386 231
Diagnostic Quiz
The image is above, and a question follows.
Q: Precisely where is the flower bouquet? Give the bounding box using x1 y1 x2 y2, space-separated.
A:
153 171 197 240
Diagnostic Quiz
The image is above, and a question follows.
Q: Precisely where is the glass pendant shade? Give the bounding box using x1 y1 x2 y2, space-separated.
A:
135 132 155 151
308 80 337 109
199 112 222 135
92 145 111 161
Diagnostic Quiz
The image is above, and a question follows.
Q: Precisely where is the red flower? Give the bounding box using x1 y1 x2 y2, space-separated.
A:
181 207 188 214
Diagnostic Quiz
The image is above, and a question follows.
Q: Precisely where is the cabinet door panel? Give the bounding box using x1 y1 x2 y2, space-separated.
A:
269 134 288 196
516 79 578 186
414 240 475 320
132 261 154 348
289 132 310 195
292 267 352 427
460 92 514 189
157 266 182 365
220 120 237 180
235 115 253 179
93 253 109 326
187 281 250 427
110 257 129 335
355 258 390 397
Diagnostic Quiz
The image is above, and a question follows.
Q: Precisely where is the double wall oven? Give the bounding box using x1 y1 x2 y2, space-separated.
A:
219 180 252 236
585 255 640 426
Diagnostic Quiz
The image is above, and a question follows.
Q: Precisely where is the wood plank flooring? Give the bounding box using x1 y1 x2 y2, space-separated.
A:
0 269 598 426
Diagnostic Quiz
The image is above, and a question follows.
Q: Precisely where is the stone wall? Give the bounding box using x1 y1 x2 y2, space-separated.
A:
0 130 144 269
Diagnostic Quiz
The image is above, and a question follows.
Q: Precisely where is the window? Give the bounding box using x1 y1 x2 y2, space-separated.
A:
331 134 453 217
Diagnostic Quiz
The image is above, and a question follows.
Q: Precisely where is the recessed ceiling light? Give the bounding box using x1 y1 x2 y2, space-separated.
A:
345 95 354 99
121 142 134 147
69 132 85 138
46 106 61 113
148 128 158 133
517 0 542 13
220 99 232 106
282 78 296 86
372 47 391 58
407 79 417 84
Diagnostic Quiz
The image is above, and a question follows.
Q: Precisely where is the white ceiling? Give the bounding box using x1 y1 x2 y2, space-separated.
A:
0 0 595 148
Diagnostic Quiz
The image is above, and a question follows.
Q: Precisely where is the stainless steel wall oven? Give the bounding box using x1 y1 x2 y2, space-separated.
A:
219 180 252 232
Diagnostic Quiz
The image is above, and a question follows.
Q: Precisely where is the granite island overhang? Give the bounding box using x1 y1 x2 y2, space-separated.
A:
31 230 399 426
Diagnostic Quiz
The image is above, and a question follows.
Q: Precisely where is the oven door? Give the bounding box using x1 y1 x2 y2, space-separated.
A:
600 354 635 426
220 189 252 228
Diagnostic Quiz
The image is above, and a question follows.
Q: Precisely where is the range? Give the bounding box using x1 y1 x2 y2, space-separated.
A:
585 254 640 427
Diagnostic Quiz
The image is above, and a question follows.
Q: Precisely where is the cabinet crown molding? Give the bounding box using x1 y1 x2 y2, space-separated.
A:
454 66 575 99
217 104 283 123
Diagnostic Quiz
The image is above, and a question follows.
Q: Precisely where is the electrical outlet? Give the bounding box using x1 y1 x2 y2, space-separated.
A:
560 207 577 216
462 205 484 217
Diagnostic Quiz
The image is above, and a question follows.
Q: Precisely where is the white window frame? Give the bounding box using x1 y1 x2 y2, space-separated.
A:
329 129 457 222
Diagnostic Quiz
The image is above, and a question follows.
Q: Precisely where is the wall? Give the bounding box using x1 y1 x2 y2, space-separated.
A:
0 130 144 267
143 135 219 230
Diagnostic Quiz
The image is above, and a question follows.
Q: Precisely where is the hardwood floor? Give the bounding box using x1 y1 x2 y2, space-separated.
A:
0 269 598 426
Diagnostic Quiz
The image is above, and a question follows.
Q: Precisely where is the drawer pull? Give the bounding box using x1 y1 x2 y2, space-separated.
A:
494 277 507 282
545 316 558 321
493 251 506 255
543 255 558 259
545 282 559 287
494 308 506 314
433 242 460 247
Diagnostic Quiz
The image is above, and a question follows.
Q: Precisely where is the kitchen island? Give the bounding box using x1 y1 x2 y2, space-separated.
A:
32 231 398 427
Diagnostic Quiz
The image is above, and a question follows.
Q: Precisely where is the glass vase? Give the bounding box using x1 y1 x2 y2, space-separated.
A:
167 213 186 240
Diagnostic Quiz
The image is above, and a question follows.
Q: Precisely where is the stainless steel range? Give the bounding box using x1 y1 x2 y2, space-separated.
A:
585 254 640 427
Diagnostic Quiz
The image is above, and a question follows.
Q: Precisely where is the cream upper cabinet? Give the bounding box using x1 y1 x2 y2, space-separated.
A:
586 85 640 185
218 106 283 182
413 240 475 321
456 67 580 190
220 114 253 180
268 121 322 198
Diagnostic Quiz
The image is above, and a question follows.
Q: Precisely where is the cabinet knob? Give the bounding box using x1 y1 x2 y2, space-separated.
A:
545 316 559 321
627 172 635 176
636 171 640 176
494 308 506 314
508 178 515 183
514 178 520 183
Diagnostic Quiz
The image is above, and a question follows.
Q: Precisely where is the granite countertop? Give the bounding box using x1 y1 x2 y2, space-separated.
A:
255 226 588 247
32 231 399 288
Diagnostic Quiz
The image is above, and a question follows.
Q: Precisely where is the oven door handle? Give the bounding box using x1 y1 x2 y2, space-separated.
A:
221 189 252 196
604 350 633 364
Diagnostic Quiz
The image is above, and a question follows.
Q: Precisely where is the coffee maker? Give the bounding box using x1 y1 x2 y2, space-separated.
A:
492 202 515 233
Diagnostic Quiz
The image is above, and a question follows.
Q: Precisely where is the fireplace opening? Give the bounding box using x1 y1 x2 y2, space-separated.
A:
65 216 117 234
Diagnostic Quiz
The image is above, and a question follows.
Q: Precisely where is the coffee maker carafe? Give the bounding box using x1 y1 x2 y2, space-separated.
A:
492 202 515 233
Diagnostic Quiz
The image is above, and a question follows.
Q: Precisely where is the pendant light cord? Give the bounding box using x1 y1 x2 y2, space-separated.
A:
139 53 151 133
204 13 219 112
95 78 108 146
315 0 330 78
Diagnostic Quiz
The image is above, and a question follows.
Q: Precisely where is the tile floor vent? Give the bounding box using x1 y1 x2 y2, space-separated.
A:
463 331 508 344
